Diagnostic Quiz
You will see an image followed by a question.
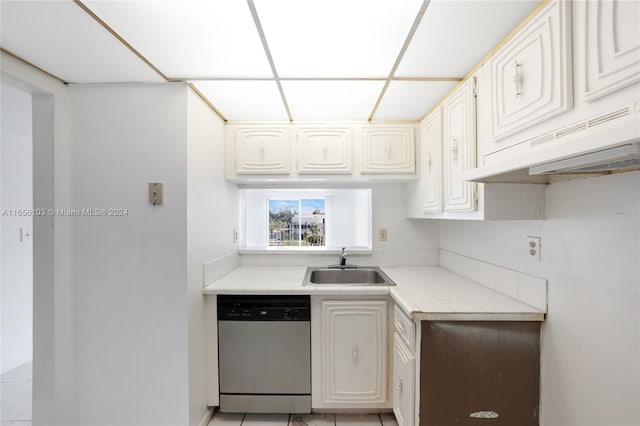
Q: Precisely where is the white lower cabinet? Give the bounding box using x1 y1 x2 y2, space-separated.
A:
392 305 417 426
313 298 389 408
393 334 415 426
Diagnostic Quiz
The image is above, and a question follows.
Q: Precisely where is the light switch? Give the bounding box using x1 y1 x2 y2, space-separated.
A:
149 182 164 205
379 228 388 242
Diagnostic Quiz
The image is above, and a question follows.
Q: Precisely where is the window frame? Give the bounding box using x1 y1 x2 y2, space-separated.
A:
239 188 372 253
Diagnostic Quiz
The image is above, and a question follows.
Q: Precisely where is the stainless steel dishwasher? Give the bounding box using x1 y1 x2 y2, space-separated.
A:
217 295 311 414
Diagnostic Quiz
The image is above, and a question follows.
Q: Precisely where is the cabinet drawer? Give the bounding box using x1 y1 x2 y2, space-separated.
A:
394 305 415 352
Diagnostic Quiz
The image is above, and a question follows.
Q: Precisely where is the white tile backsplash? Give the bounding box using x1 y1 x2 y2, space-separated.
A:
204 251 240 285
495 266 519 299
477 261 497 290
517 273 548 311
440 249 547 312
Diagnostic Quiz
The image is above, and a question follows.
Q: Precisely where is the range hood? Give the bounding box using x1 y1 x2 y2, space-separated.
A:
529 144 640 175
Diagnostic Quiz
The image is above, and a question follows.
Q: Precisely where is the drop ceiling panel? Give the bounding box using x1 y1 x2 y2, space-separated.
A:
396 0 539 77
282 81 385 121
254 0 424 77
193 81 288 121
374 80 457 120
83 0 272 78
0 1 163 83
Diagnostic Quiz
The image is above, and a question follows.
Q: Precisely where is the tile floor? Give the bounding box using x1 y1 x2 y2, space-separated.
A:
0 361 32 426
209 412 398 426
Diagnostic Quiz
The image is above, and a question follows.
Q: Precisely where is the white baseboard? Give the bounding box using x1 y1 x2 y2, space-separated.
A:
198 407 214 426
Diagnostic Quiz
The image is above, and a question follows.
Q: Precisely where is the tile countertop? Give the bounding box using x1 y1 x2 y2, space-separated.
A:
203 266 545 321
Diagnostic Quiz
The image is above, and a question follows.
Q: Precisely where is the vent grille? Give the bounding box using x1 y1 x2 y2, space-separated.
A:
529 104 636 148
529 133 555 147
588 106 631 128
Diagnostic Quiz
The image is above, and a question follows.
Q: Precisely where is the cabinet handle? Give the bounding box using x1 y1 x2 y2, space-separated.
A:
259 141 265 160
396 376 403 396
426 153 432 172
322 141 328 160
513 60 522 98
386 141 391 160
352 345 359 363
451 138 458 162
395 320 406 333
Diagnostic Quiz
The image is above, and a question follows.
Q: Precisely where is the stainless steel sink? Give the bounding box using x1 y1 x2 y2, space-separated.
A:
302 266 396 286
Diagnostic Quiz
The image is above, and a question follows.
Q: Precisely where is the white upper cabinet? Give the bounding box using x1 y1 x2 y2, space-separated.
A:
233 126 290 174
489 0 572 141
226 123 416 182
297 127 352 174
443 78 477 212
420 110 443 213
582 0 640 102
362 126 415 174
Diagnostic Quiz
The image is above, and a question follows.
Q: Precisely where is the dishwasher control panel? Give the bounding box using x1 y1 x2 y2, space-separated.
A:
218 295 310 321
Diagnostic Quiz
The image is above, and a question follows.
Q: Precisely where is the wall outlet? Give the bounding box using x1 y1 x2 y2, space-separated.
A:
233 229 238 244
379 228 388 242
526 236 541 260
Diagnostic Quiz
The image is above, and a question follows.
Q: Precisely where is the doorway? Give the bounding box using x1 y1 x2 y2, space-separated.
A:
1 80 34 425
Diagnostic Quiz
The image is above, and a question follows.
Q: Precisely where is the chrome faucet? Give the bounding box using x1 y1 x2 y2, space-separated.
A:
339 247 347 266
329 247 357 269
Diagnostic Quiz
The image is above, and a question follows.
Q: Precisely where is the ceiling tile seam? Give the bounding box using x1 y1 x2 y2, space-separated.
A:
368 0 432 121
0 47 68 85
72 0 228 122
179 77 463 82
418 0 550 121
188 83 228 122
247 0 293 122
73 0 169 81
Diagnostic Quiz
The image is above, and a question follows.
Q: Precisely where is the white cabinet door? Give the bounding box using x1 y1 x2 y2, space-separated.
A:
489 0 572 141
393 334 415 426
321 300 387 405
235 126 290 174
362 126 415 174
297 127 352 174
582 0 640 102
421 110 442 213
443 79 477 212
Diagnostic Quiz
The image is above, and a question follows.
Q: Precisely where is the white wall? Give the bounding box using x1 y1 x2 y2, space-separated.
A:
0 82 33 374
439 172 640 426
69 84 190 426
186 89 237 425
239 183 440 267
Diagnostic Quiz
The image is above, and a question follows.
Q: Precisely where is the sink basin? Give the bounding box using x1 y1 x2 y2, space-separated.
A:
302 266 396 286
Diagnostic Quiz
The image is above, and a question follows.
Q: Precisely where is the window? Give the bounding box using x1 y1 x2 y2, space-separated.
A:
240 189 372 251
269 198 325 247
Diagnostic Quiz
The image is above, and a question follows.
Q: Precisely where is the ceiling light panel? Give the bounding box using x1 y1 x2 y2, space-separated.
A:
253 0 424 77
193 81 288 121
396 0 539 77
373 80 457 120
83 0 272 78
0 1 164 83
282 80 385 121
